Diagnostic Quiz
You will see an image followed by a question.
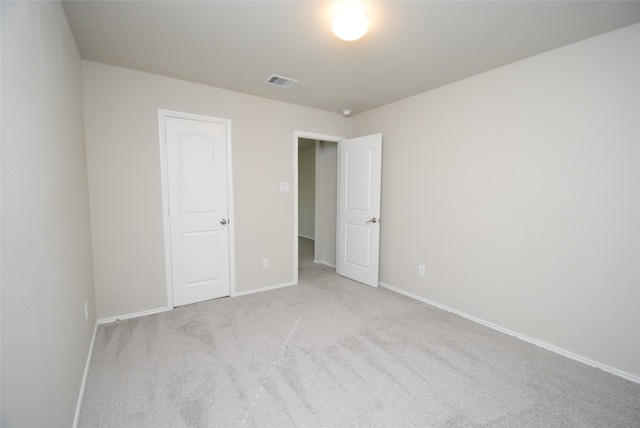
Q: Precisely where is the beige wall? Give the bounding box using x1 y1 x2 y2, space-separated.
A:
1 1 96 426
82 61 349 319
298 146 316 239
353 24 640 378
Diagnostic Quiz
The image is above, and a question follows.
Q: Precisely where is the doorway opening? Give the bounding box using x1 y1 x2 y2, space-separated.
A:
293 131 343 285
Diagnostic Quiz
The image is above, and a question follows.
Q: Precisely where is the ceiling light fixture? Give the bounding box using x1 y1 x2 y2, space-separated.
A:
332 3 369 41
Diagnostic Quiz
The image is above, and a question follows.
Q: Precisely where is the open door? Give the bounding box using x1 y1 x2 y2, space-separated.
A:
337 133 382 287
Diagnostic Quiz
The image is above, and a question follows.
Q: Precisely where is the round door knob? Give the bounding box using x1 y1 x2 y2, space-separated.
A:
220 219 227 225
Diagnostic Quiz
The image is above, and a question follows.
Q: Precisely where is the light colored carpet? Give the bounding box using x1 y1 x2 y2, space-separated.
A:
80 238 640 427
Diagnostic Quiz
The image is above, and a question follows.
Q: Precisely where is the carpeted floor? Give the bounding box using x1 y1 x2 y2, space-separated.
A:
79 238 640 427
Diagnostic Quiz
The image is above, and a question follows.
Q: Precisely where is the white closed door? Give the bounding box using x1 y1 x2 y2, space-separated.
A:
337 133 382 287
165 116 230 307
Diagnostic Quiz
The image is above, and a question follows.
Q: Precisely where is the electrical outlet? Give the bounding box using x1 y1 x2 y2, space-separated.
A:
263 258 269 268
84 301 89 321
418 265 426 277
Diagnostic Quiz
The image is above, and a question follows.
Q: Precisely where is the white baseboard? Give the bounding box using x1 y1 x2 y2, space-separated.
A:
313 260 336 268
97 306 172 325
379 281 640 385
73 320 98 428
233 281 297 297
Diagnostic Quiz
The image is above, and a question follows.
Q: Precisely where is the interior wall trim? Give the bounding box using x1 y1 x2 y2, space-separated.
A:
73 321 99 428
97 306 172 325
233 281 297 297
379 281 640 385
313 260 336 268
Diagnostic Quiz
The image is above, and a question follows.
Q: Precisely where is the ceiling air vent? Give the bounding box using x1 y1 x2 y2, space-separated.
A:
264 74 298 88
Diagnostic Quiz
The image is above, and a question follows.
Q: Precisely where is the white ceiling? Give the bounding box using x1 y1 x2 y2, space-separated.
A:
62 1 640 115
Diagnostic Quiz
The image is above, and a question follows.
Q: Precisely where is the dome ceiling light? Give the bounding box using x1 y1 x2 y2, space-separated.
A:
332 3 369 41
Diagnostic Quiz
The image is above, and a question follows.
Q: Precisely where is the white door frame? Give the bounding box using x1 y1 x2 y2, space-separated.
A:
293 131 344 285
159 109 236 307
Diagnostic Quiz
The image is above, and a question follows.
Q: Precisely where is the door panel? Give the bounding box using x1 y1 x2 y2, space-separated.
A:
345 224 370 268
337 133 382 287
179 137 217 213
183 231 219 284
166 116 230 306
346 147 372 211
